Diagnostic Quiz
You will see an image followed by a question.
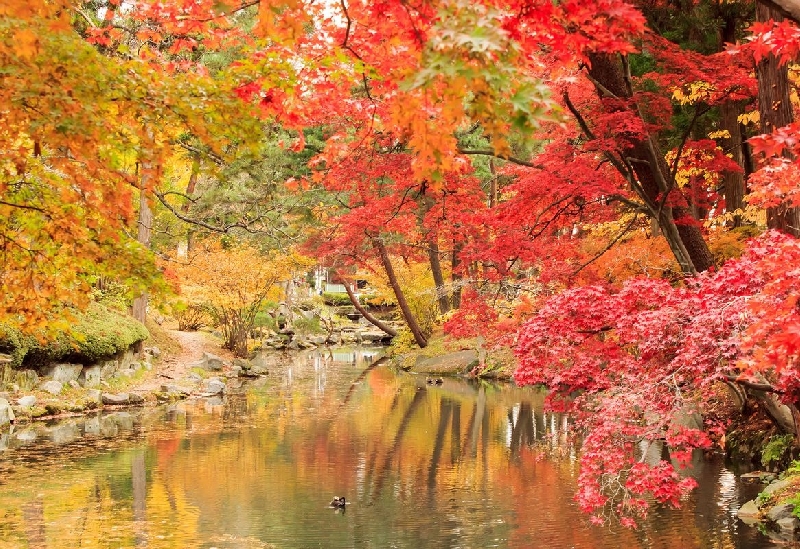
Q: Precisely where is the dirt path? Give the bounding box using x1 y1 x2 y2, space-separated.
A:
133 329 235 394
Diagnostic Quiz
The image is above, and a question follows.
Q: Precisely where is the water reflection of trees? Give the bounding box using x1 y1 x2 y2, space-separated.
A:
0 352 770 549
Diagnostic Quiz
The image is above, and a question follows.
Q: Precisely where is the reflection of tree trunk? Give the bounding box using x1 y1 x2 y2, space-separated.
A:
133 451 147 547
481 393 490 472
509 403 535 456
450 402 461 463
756 3 800 237
427 399 453 489
373 390 425 496
465 385 486 458
341 357 386 407
22 500 45 549
364 388 404 493
343 280 397 336
372 237 428 347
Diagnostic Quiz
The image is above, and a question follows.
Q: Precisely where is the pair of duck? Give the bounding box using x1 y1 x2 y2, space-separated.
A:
426 377 443 385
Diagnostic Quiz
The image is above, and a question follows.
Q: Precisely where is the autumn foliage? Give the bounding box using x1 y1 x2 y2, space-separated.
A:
169 240 312 357
7 0 800 530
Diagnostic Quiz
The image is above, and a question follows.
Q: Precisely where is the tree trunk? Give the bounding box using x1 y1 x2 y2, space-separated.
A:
373 237 428 347
587 54 715 274
718 15 748 227
719 100 747 226
751 390 798 436
427 240 450 315
758 0 800 25
343 280 397 337
416 195 450 315
179 156 200 257
756 3 800 237
451 240 463 309
131 167 152 354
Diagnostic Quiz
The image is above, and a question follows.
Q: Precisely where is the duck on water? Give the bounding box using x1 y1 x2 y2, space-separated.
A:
330 496 346 509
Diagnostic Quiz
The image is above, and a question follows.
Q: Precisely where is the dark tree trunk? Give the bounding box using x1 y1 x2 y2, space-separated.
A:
756 3 800 237
758 0 800 25
718 15 748 227
427 240 451 315
451 240 464 309
587 54 715 274
373 238 428 348
343 280 397 337
719 100 747 226
416 195 450 315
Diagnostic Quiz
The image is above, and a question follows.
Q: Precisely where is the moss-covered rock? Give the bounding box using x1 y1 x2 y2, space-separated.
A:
0 302 148 368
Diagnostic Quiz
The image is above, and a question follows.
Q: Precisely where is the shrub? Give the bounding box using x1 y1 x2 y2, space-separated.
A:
762 434 795 469
175 303 210 331
322 292 352 306
0 302 149 367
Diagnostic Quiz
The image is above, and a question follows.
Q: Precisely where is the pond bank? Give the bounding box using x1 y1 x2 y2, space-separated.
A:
0 327 270 427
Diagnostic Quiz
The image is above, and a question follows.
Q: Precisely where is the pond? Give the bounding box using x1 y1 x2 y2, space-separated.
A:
0 348 779 548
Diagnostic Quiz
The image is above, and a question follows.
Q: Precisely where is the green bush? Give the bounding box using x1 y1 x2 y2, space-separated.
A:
293 315 323 335
762 434 795 468
0 302 149 367
322 292 352 306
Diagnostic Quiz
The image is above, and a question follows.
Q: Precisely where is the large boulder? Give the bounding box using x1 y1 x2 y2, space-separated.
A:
413 350 479 375
101 393 130 405
768 503 796 523
44 363 83 384
203 377 226 396
145 346 161 358
40 380 63 395
737 499 760 524
764 478 795 497
202 352 224 371
16 395 36 409
15 370 39 391
78 365 102 388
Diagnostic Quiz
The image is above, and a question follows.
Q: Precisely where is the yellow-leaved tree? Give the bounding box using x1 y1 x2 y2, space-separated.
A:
171 240 312 357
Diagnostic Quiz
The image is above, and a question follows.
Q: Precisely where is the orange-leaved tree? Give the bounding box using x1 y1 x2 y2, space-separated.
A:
170 239 312 357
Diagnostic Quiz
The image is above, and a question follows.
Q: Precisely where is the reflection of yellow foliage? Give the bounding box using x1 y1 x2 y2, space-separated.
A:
146 477 201 546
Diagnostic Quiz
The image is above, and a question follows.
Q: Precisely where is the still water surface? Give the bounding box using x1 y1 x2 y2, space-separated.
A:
0 349 780 548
